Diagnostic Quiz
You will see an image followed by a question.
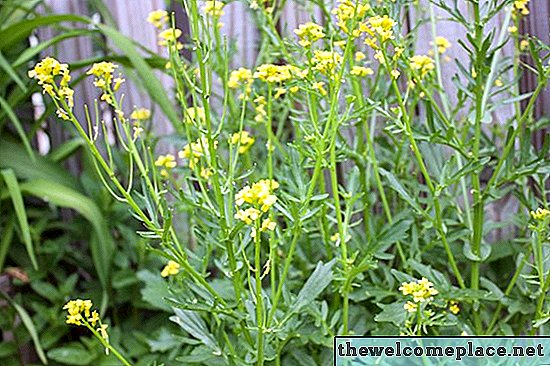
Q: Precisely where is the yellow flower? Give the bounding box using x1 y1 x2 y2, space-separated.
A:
130 108 151 120
251 217 277 237
531 207 550 221
254 64 301 84
184 106 206 124
254 96 267 122
390 69 400 79
494 79 503 87
204 1 225 17
331 0 370 34
161 260 180 277
355 51 366 62
294 22 325 47
28 57 74 108
513 0 530 16
58 87 74 108
56 109 70 121
312 81 327 96
87 62 117 87
88 310 100 327
147 9 169 28
63 299 94 325
158 28 183 49
274 87 286 99
311 50 342 77
350 66 374 77
179 137 217 169
520 39 529 51
155 154 177 170
235 179 279 212
230 131 255 154
234 207 261 225
228 67 253 89
200 168 213 180
404 301 417 313
330 233 340 242
432 36 451 54
399 277 438 303
361 15 396 49
409 55 434 79
508 25 518 33
449 301 460 315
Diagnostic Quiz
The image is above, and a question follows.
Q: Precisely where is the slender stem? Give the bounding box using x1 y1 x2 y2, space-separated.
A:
254 219 265 366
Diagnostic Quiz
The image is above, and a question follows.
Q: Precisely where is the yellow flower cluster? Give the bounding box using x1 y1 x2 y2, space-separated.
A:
350 65 374 77
432 36 451 54
331 0 370 35
235 179 279 213
254 96 267 122
158 28 183 49
362 15 396 49
63 299 109 352
311 50 342 77
251 217 277 238
399 277 439 304
228 67 253 89
204 1 225 17
147 9 168 28
130 108 151 120
409 55 435 79
87 62 124 104
230 131 255 154
254 64 301 84
155 154 177 177
531 207 550 221
179 137 217 170
185 106 206 125
28 57 74 118
294 22 325 47
513 0 530 17
64 299 95 326
234 207 261 224
161 260 180 277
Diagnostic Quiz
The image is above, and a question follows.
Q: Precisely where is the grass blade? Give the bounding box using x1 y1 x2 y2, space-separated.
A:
0 290 48 365
0 169 38 270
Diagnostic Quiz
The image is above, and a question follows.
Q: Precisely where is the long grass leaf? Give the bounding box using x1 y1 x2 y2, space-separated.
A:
18 179 114 289
0 290 48 365
0 169 38 270
0 97 35 161
0 50 27 91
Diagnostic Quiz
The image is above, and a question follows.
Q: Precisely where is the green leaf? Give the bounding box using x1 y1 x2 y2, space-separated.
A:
18 179 114 289
47 343 96 365
0 50 27 91
0 138 80 191
136 269 172 312
0 219 14 272
379 168 422 214
96 24 180 130
293 259 336 311
0 14 90 52
374 302 407 326
48 138 85 162
170 309 221 354
1 169 38 269
0 97 35 161
0 291 47 364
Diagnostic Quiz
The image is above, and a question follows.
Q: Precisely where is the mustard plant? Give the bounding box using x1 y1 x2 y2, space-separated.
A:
29 0 550 364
